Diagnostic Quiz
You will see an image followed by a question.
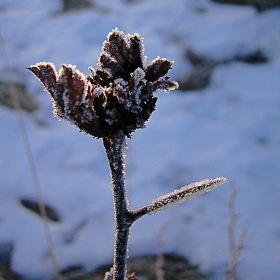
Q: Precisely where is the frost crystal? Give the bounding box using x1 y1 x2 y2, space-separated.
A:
28 28 178 138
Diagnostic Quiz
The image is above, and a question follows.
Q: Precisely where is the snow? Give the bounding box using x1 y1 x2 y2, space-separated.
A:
0 0 280 279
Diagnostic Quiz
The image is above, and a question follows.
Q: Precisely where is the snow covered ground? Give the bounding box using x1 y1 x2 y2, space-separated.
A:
0 0 280 279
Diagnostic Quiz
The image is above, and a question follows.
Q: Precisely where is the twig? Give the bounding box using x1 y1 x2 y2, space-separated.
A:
155 223 166 280
224 182 246 280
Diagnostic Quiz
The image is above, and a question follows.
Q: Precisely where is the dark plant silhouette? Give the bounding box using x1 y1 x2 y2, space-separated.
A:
28 28 227 280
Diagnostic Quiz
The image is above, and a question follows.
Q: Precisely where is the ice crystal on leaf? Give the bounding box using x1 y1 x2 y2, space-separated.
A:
28 28 178 138
147 177 227 215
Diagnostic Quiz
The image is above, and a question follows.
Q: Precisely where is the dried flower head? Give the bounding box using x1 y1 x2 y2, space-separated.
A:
28 28 178 138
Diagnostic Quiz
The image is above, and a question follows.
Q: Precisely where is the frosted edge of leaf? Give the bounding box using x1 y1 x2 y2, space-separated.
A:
58 63 76 76
100 27 126 58
130 68 145 111
57 64 88 105
69 64 90 105
31 61 57 74
164 79 179 92
132 67 145 81
97 52 117 76
108 27 126 42
147 57 174 68
128 32 146 67
27 62 57 94
147 177 227 215
107 27 146 67
151 77 179 93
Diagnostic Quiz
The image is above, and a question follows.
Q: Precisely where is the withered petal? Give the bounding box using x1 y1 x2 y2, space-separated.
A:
98 52 119 76
98 28 145 81
92 69 113 87
145 58 173 82
56 64 87 107
150 76 179 92
28 29 178 139
27 62 57 97
127 35 144 70
104 29 129 62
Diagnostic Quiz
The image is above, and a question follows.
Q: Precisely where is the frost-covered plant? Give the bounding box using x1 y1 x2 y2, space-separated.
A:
28 28 227 280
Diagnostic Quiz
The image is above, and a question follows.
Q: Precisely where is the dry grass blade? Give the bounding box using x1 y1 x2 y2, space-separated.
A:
224 182 247 280
0 29 61 279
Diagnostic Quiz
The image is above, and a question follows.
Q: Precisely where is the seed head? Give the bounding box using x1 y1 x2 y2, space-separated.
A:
28 28 178 138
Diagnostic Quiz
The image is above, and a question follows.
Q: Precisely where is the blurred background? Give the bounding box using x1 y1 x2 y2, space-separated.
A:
0 0 280 279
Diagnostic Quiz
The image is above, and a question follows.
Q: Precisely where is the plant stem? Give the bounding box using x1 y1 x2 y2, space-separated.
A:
102 130 227 280
103 130 132 280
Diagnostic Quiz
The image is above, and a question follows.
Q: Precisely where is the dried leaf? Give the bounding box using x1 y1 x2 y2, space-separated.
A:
147 177 227 215
146 58 173 82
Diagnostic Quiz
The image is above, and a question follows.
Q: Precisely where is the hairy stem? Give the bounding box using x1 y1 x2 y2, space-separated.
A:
103 131 132 280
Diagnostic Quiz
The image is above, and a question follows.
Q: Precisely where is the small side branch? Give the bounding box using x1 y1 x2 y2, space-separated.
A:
225 229 246 280
224 182 247 280
131 177 227 222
